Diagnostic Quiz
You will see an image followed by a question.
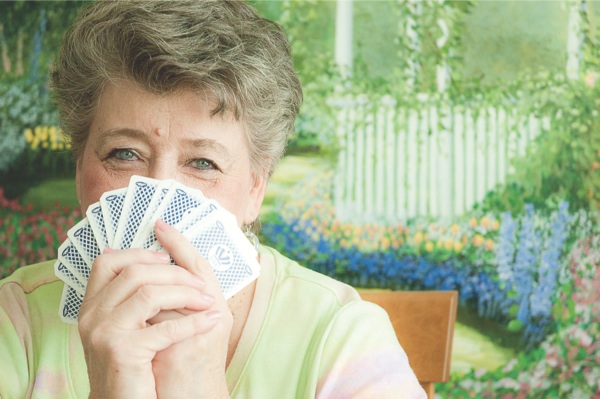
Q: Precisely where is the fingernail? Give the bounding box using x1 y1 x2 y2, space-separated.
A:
201 293 214 303
206 311 221 321
155 219 171 232
151 250 171 262
192 275 205 287
103 247 114 254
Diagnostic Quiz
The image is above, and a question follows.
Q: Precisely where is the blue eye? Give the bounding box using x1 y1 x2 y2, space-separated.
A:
110 149 137 161
193 159 215 170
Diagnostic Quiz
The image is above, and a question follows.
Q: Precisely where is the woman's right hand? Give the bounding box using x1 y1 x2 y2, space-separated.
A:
78 248 220 399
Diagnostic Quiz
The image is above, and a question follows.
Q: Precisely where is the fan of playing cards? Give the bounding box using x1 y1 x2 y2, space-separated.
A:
54 175 260 325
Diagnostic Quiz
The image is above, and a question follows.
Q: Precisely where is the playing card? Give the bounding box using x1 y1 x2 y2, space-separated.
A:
113 176 160 250
58 283 84 325
141 181 207 251
100 187 127 247
54 176 262 324
54 260 86 296
181 209 260 299
174 199 220 235
67 218 101 267
58 238 90 289
130 179 175 248
86 201 109 251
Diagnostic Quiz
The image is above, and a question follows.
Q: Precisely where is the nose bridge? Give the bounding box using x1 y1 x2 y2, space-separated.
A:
148 154 178 181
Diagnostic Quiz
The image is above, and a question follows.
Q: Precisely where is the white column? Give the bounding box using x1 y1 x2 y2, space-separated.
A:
436 17 450 92
566 0 585 80
406 0 422 89
335 0 353 78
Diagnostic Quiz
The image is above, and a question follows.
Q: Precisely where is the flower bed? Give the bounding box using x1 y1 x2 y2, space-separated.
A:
0 187 81 278
261 172 592 350
439 235 600 397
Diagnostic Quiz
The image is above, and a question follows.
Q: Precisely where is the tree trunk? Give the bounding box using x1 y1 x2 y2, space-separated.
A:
0 24 11 74
16 27 24 76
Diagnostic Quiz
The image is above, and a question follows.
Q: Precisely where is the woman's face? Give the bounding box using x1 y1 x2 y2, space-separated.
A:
76 81 266 227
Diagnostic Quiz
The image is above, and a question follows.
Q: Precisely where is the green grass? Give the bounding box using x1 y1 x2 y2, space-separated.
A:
16 153 515 374
21 177 79 211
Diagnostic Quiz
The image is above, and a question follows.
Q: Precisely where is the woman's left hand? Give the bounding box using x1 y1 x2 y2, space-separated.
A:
151 220 233 399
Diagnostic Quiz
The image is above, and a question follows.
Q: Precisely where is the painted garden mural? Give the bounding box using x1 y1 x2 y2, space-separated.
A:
1 1 600 397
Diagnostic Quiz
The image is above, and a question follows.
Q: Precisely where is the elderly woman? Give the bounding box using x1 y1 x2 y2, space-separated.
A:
0 1 425 398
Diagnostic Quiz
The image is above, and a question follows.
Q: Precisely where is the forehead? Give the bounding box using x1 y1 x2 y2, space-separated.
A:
90 82 247 147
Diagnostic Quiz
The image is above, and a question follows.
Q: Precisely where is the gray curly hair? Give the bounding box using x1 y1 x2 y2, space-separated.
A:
49 0 303 178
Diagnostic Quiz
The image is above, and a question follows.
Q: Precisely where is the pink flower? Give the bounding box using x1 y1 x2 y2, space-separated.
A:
585 71 600 88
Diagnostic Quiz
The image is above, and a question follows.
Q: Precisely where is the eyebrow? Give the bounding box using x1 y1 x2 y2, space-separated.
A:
96 128 149 146
96 128 232 158
187 138 230 154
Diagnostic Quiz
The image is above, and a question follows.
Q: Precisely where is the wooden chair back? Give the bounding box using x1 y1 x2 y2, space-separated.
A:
359 290 458 399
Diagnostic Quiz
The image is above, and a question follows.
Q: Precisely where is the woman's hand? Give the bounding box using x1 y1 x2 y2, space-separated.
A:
78 242 220 399
151 220 233 399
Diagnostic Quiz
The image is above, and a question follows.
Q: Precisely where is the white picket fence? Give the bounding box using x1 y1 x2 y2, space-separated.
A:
331 95 549 223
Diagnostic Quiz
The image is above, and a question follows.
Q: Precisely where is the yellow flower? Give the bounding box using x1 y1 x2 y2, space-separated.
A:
453 241 463 252
24 128 33 143
49 126 58 142
480 216 491 229
331 220 340 232
450 223 460 235
381 237 390 251
469 218 478 228
413 231 424 245
491 220 500 231
40 126 48 141
31 138 39 150
444 238 454 251
485 239 494 251
425 241 434 252
51 141 58 151
472 234 484 247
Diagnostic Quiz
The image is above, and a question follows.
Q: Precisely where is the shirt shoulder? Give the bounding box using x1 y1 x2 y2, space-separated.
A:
0 260 60 293
262 245 361 308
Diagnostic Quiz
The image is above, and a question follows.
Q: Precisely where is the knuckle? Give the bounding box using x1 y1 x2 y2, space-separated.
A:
137 285 156 305
158 319 181 343
91 253 108 270
119 266 139 281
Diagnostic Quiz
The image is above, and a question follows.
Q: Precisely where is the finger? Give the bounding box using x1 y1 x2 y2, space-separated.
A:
92 264 206 310
86 248 171 295
142 310 222 353
147 308 197 325
102 285 215 329
154 220 212 276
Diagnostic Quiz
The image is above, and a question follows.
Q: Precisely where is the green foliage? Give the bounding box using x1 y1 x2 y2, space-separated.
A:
0 79 57 172
0 1 86 80
479 72 600 214
262 0 342 152
520 73 600 212
476 183 530 215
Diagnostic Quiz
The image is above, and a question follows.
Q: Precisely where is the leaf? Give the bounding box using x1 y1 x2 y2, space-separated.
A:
507 319 524 332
